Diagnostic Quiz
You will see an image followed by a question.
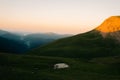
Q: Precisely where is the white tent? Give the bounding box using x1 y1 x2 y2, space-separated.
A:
54 63 69 69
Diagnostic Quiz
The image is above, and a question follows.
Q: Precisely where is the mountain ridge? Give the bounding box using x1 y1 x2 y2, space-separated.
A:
0 30 71 53
29 16 120 59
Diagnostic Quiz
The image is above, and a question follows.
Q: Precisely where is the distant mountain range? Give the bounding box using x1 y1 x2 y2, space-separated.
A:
0 30 72 53
29 16 120 59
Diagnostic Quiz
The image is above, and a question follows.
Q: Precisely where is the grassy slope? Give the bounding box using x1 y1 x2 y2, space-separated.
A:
0 53 120 80
29 30 120 59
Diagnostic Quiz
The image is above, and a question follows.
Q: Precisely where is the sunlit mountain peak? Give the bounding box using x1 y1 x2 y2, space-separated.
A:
96 16 120 33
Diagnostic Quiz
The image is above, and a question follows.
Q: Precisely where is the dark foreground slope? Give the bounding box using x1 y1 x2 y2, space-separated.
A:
0 53 120 80
29 30 120 59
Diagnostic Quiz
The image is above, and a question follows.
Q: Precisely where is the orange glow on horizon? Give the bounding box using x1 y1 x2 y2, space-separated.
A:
0 17 94 34
0 0 120 34
0 24 91 34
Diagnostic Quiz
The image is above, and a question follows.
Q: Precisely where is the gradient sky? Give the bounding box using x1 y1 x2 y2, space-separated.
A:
0 0 120 34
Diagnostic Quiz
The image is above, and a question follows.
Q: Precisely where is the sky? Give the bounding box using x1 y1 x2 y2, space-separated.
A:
0 0 120 34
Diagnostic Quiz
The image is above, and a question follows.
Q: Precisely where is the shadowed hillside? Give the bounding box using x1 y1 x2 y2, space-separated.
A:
0 36 28 53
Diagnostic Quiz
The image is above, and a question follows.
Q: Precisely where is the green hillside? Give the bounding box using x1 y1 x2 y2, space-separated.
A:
29 30 120 59
0 53 120 80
